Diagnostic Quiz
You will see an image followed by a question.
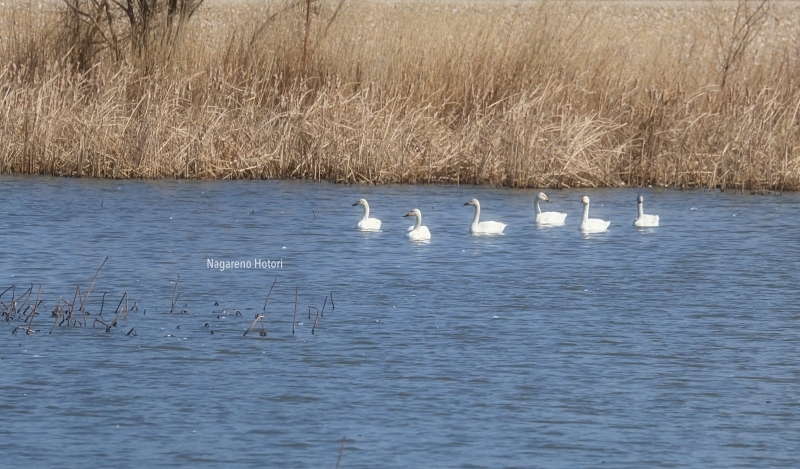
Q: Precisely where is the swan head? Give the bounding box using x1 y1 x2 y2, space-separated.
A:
352 198 367 207
637 195 643 204
464 198 479 206
403 208 421 218
537 192 550 203
581 196 590 205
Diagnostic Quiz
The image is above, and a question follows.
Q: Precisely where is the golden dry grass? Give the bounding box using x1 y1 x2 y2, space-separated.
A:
1 0 800 190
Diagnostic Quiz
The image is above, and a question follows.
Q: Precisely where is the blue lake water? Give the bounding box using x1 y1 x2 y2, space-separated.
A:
1 175 799 468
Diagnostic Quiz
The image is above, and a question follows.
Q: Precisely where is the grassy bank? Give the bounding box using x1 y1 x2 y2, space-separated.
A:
1 0 799 190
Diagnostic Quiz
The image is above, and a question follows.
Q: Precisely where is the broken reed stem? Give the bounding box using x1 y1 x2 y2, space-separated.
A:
311 306 320 335
14 285 33 316
335 437 347 469
243 314 265 336
330 291 335 311
99 292 107 316
263 277 277 312
169 275 180 314
67 285 81 326
92 317 110 329
12 325 36 335
48 297 64 334
0 285 13 302
292 286 298 335
320 296 327 318
79 256 108 317
27 285 42 328
106 292 129 331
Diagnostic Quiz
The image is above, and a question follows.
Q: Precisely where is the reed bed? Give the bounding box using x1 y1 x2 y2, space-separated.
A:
2 0 800 190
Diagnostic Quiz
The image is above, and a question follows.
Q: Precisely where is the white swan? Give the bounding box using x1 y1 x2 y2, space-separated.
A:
535 192 567 226
464 199 506 235
579 196 610 233
634 195 659 227
404 209 431 241
352 198 382 231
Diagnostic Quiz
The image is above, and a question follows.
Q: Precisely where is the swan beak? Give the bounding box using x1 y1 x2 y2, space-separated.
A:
352 202 358 206
464 202 470 206
403 212 412 217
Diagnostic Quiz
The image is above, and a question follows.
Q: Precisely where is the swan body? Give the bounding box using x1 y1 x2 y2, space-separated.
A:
634 195 659 227
534 192 567 226
579 196 610 233
352 198 382 231
465 199 506 235
404 209 431 241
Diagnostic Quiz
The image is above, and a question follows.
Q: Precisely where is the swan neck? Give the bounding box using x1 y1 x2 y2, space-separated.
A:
582 201 590 221
414 212 422 230
535 199 541 215
471 203 481 228
638 202 643 218
361 202 370 220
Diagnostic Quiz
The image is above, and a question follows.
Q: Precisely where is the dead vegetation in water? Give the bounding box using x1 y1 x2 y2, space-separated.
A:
1 0 800 190
2 264 335 338
0 257 137 335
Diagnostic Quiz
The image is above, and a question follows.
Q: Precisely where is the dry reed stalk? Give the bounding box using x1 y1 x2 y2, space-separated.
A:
26 284 41 329
263 277 277 312
302 0 312 70
69 285 82 326
335 436 346 469
311 305 320 335
98 292 107 316
79 256 107 324
48 296 64 334
169 275 180 314
11 284 34 321
243 314 265 336
93 292 128 332
292 286 298 335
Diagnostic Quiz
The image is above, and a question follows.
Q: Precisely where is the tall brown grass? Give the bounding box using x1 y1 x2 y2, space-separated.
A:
1 0 800 190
